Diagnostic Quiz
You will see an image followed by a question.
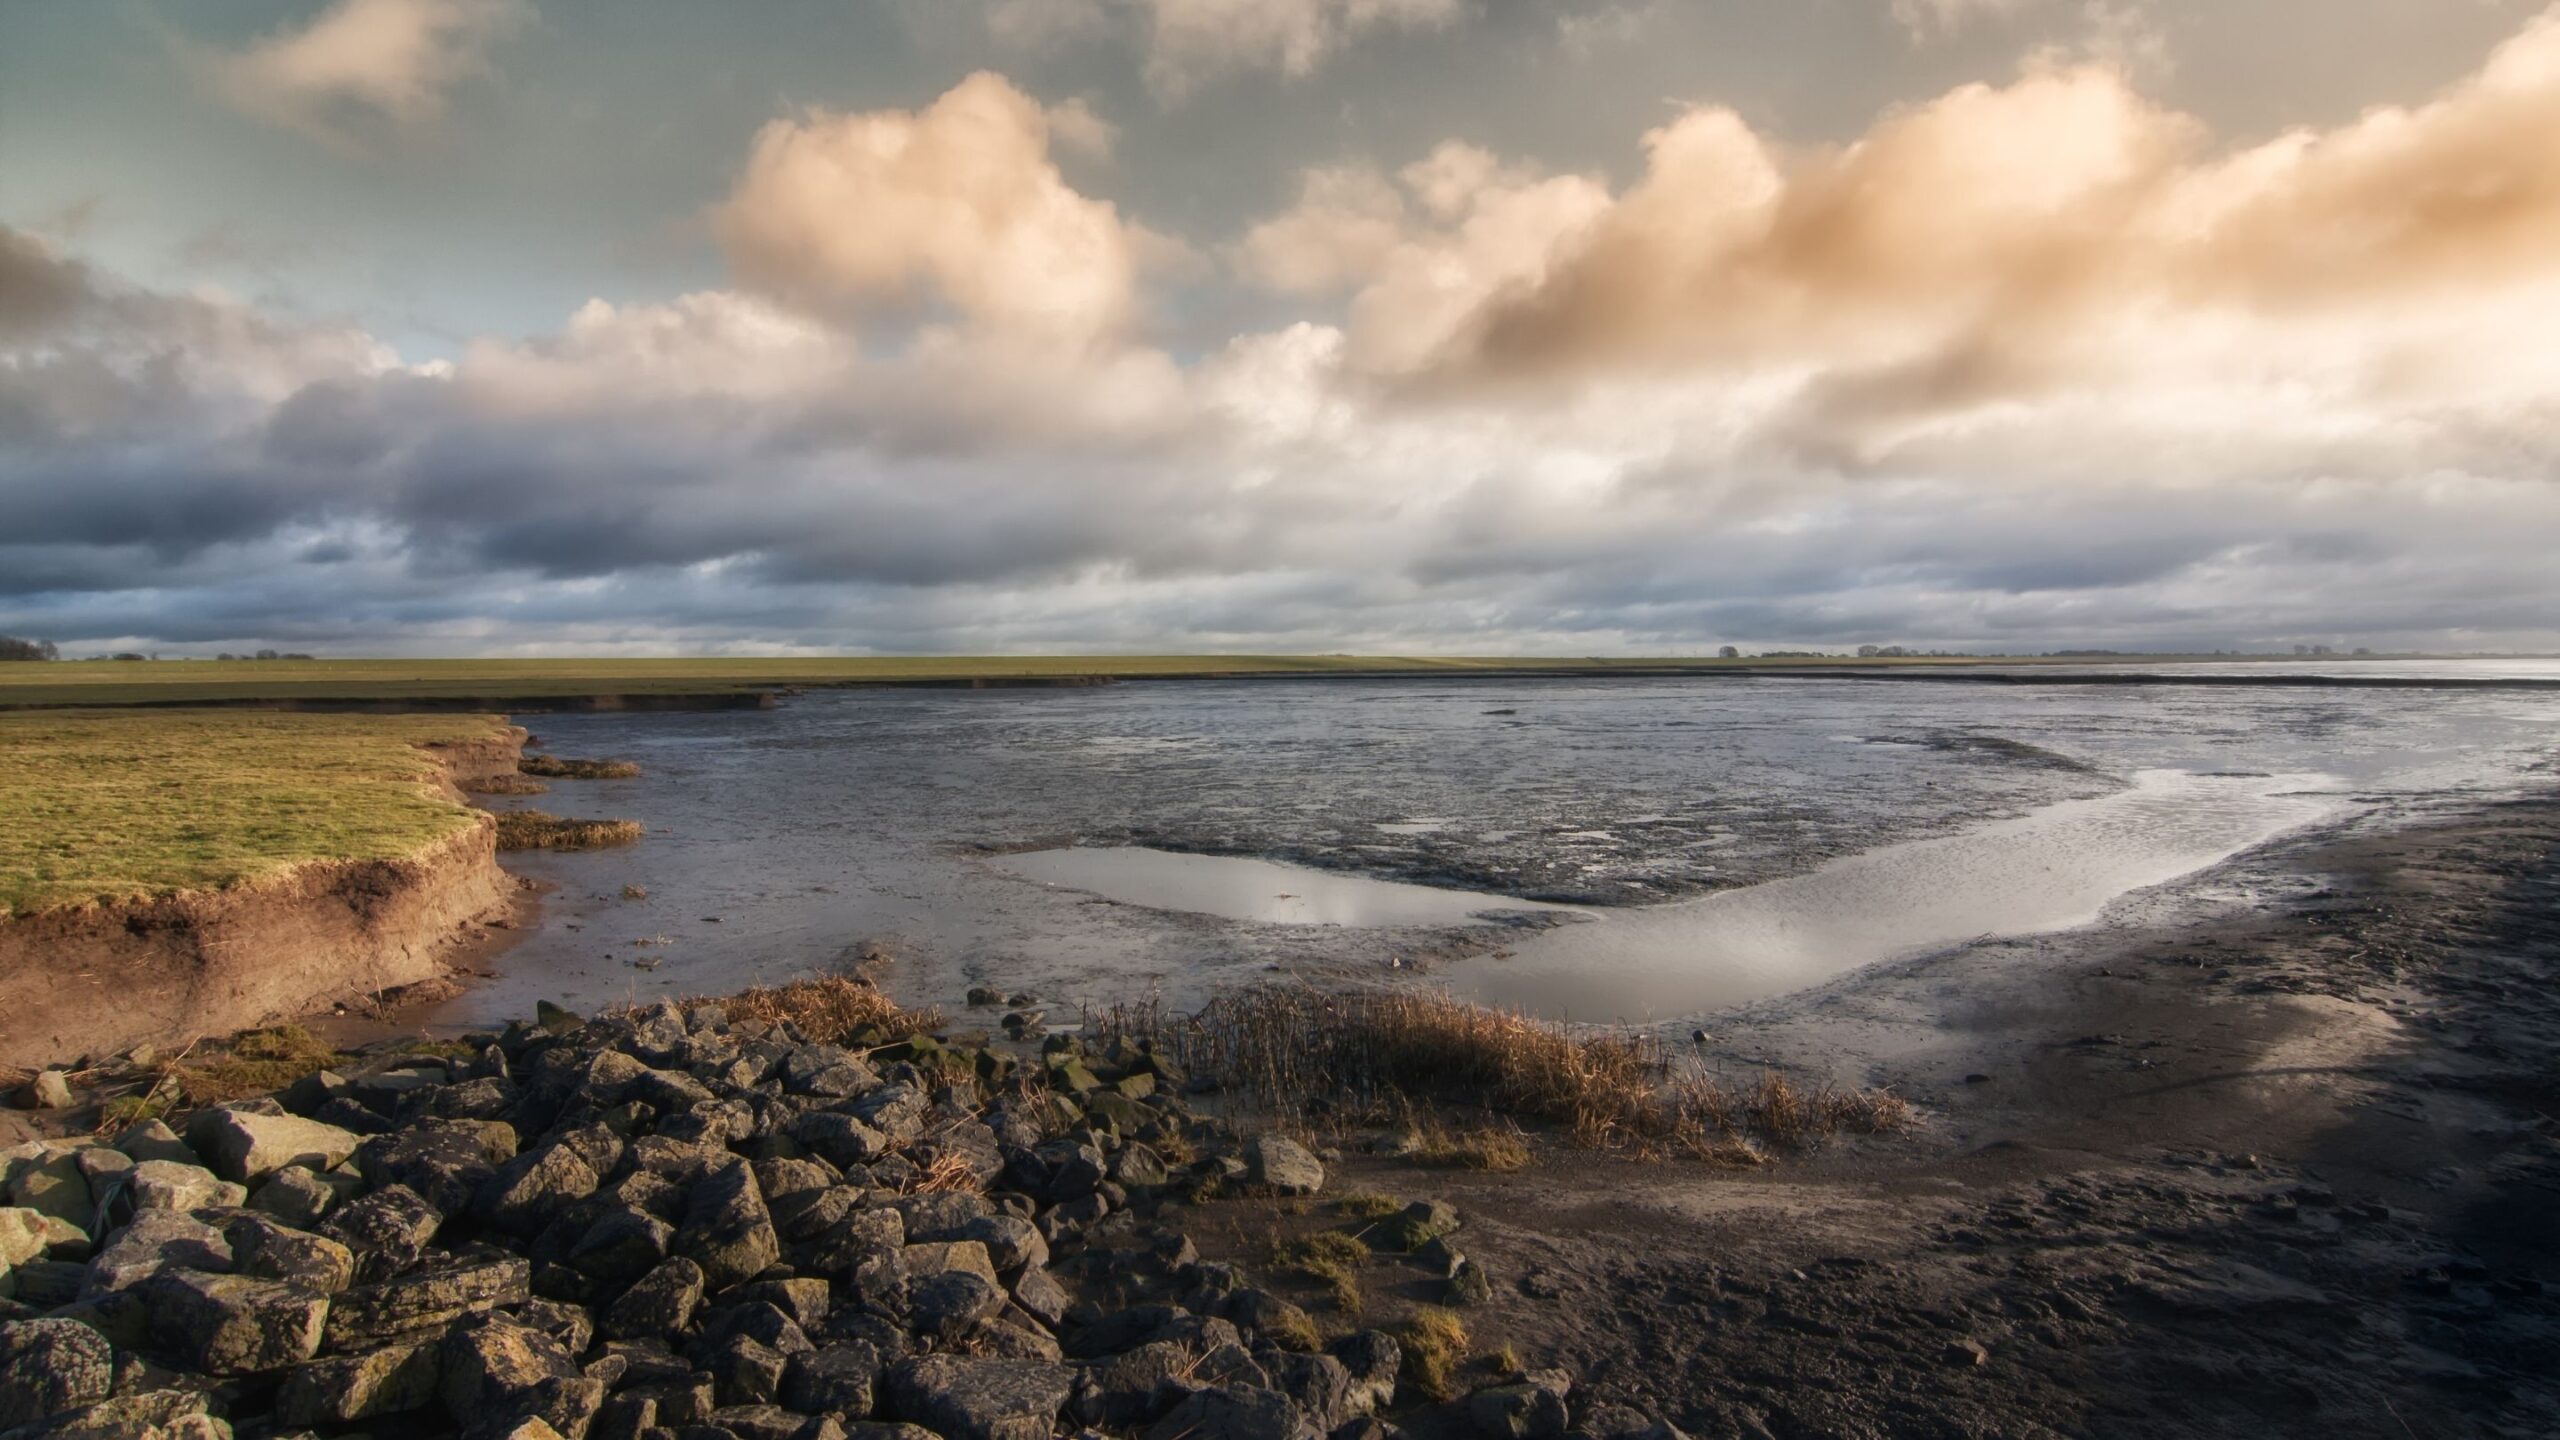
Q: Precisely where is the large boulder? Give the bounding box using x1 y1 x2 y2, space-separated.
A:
324 1253 532 1350
1467 1371 1573 1440
84 1209 234 1294
127 1160 247 1213
0 1318 117 1428
192 1110 362 1184
1144 1386 1323 1440
675 1158 779 1289
1245 1135 1325 1196
601 1256 706 1340
439 1316 605 1439
320 1184 444 1282
275 1339 445 1426
886 1355 1074 1440
782 1341 883 1418
140 1267 329 1374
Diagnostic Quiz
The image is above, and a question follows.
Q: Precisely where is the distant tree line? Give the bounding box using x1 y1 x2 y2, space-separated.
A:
0 635 59 661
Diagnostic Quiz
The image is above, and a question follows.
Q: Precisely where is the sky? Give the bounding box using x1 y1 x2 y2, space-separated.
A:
2 0 2556 657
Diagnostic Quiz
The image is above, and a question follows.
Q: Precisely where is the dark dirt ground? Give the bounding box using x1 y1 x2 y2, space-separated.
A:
1190 797 2560 1440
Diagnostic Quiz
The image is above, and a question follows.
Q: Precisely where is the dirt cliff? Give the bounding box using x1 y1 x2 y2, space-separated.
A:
0 728 528 1064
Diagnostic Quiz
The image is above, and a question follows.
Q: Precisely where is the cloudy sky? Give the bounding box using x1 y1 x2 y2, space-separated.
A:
3 0 2556 656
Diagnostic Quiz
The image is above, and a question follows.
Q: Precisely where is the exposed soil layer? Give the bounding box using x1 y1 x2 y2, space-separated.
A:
0 730 532 1065
1192 795 2560 1439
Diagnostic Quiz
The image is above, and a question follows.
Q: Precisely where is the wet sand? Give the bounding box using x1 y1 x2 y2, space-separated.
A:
1187 792 2560 1438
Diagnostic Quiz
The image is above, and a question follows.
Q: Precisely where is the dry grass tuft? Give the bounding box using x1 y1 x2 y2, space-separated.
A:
1332 1192 1404 1221
1398 1307 1471 1401
461 774 550 796
495 811 644 851
905 1148 989 1195
1096 985 1912 1163
519 755 642 779
1414 1118 1532 1172
1270 1231 1370 1316
708 974 942 1047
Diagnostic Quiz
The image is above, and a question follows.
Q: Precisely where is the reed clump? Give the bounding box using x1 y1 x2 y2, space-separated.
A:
1095 985 1910 1163
707 974 942 1046
461 774 549 796
494 811 644 851
519 755 642 779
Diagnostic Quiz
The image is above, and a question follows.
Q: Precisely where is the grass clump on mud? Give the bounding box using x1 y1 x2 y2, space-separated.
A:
0 709 513 916
494 811 645 852
1099 985 1911 1163
91 1024 345 1129
462 773 549 796
1270 1231 1372 1316
703 974 942 1047
1397 1307 1472 1400
519 754 641 780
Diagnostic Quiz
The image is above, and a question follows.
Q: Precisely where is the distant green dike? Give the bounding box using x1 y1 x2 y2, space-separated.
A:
0 652 2358 711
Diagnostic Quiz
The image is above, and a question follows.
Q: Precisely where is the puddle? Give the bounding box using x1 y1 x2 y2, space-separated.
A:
1443 769 2349 1022
991 846 1573 928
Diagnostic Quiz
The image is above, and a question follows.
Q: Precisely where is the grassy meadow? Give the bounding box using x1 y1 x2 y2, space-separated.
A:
0 710 513 917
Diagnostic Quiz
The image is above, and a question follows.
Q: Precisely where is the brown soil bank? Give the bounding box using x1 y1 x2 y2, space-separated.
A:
0 728 529 1066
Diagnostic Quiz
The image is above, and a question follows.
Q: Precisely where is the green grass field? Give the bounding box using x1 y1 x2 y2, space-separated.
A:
0 652 2233 708
0 710 512 917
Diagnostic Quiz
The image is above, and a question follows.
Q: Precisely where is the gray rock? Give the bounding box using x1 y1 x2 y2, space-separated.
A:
21 1072 73 1110
224 1211 356 1293
323 1253 532 1350
128 1160 246 1212
1076 1339 1191 1426
248 1165 346 1229
713 1402 846 1440
439 1316 605 1438
1467 1371 1571 1440
0 1205 87 1266
958 1214 1047 1274
1330 1332 1400 1415
1145 1386 1322 1440
1012 1266 1069 1328
1277 1352 1358 1431
356 1122 510 1214
85 1209 234 1293
783 1340 883 1418
711 1332 791 1405
901 1239 998 1285
676 1158 780 1289
0 1317 116 1428
568 1204 674 1283
276 1339 444 1425
1 1388 223 1439
909 1269 1007 1339
141 1267 329 1374
193 1110 361 1184
1246 1136 1325 1196
475 1141 602 1236
112 1120 202 1167
602 1255 706 1340
886 1354 1075 1440
6 1148 94 1234
74 1148 133 1217
791 1112 891 1170
1447 1258 1494 1307
320 1183 444 1282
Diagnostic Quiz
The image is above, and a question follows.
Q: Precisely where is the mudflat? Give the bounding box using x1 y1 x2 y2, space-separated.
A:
1195 796 2560 1437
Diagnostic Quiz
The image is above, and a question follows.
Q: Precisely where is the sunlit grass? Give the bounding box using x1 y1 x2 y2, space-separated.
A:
0 710 512 916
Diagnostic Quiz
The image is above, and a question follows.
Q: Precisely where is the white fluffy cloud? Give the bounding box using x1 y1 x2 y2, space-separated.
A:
199 0 523 146
715 73 1152 348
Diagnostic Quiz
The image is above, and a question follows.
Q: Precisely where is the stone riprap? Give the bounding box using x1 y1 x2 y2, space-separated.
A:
0 999 1679 1440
